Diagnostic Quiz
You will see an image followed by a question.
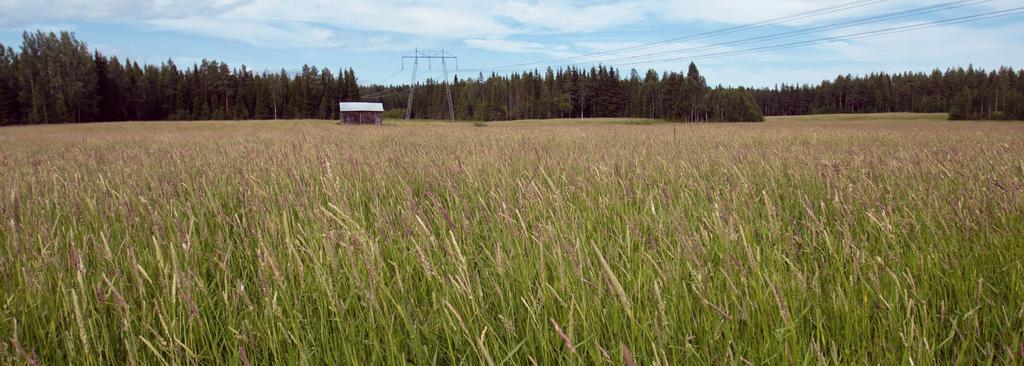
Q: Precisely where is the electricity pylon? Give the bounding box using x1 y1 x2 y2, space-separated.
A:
403 48 457 121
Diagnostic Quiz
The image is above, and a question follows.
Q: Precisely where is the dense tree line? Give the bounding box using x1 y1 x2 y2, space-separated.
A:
364 62 763 122
12 30 1022 124
0 31 360 124
751 66 1024 120
0 30 765 124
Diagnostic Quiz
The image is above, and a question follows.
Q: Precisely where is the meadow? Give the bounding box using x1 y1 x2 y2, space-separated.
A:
1 113 1022 364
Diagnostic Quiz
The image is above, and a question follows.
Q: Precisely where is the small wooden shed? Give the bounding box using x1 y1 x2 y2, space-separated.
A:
339 102 384 125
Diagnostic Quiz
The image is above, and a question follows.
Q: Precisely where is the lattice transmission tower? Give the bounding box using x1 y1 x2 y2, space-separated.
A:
402 48 457 121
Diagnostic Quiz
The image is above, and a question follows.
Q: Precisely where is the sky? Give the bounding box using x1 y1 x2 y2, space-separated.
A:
1 0 1022 87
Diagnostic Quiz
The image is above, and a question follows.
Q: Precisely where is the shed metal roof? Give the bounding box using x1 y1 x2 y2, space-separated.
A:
339 102 384 112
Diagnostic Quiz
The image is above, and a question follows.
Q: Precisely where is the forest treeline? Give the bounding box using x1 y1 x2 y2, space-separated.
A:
365 64 763 122
0 31 361 124
0 30 762 124
751 66 1024 121
1 30 1021 124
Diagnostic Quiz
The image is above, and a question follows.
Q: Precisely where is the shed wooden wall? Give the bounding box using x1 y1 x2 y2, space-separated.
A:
341 111 383 125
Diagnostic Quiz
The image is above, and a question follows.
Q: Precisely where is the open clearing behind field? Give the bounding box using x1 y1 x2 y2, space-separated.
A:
1 114 1023 364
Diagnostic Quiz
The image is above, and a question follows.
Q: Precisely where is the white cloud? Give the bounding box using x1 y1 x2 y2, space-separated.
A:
0 0 245 25
465 38 575 57
816 22 1024 70
0 0 650 47
1 0 1021 84
219 0 513 39
149 17 353 48
651 0 1006 26
654 0 864 25
495 1 646 33
573 41 647 52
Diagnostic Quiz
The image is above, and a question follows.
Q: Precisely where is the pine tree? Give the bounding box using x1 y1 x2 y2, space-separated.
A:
345 68 360 101
0 44 18 124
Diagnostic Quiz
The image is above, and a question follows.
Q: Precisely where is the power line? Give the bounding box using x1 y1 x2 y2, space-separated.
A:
361 91 403 100
361 67 435 100
489 0 992 72
359 6 1023 110
605 6 1024 68
463 0 888 71
460 1 1014 74
375 68 406 86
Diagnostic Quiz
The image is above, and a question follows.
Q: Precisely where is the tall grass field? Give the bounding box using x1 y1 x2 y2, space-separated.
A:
1 113 1022 364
